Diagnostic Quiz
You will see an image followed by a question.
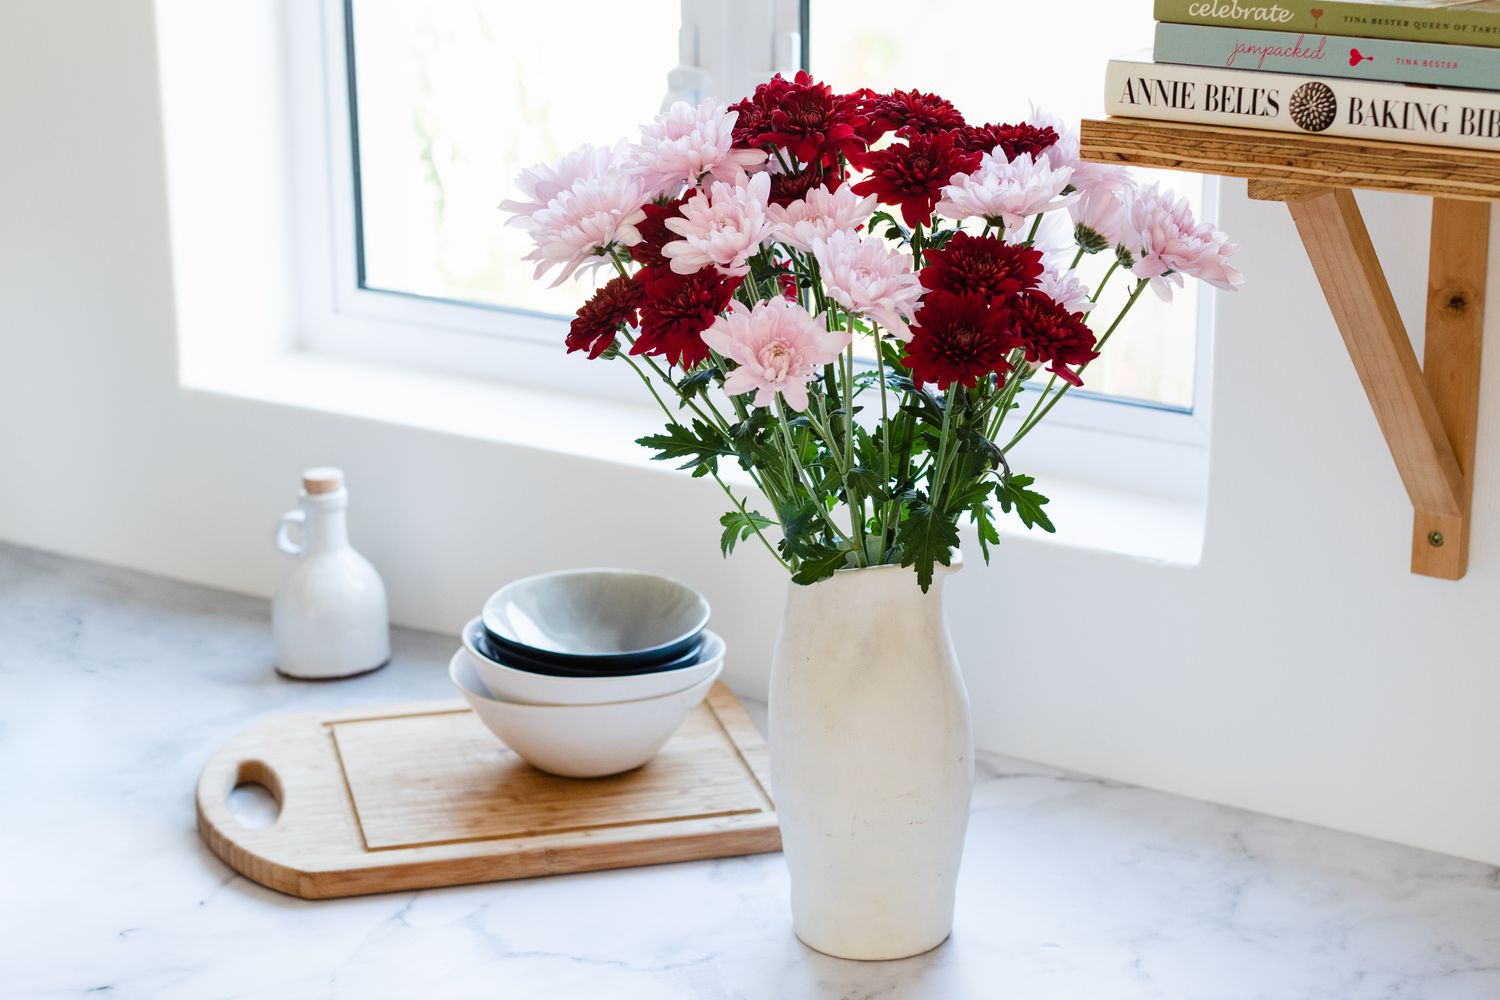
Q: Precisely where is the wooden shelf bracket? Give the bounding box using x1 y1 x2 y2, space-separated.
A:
1249 185 1486 579
1079 119 1493 580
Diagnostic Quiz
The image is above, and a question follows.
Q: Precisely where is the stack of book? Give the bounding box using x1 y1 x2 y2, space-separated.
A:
1106 0 1500 151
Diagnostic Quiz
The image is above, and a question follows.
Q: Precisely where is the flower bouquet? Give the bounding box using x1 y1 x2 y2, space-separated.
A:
504 73 1240 592
504 73 1241 960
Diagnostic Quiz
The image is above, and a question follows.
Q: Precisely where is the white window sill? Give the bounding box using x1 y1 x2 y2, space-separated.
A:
183 350 1206 568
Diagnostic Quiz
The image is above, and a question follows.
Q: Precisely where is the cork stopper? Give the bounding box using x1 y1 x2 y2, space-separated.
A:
302 467 344 495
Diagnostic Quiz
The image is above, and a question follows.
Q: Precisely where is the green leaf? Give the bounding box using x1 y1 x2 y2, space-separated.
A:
790 544 853 586
967 483 1000 563
635 419 733 475
727 408 773 466
896 489 961 592
995 473 1056 533
869 210 909 244
776 499 825 560
846 465 889 503
677 367 721 403
924 227 960 251
718 509 775 558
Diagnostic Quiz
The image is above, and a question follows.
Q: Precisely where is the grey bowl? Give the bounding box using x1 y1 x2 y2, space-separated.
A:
480 569 710 667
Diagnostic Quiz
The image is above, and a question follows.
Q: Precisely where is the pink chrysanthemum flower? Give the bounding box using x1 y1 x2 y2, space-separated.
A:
766 184 877 252
701 299 850 411
1069 164 1135 253
936 151 1076 231
1027 105 1080 174
521 173 648 287
500 142 624 227
1036 263 1093 315
1122 183 1243 301
629 99 767 199
1025 106 1138 205
662 171 774 277
810 230 923 341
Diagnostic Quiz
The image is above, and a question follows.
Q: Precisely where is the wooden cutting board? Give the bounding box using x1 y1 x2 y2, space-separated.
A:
196 683 779 898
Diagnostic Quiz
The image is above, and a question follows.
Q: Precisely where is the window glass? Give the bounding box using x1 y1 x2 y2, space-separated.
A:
347 0 679 317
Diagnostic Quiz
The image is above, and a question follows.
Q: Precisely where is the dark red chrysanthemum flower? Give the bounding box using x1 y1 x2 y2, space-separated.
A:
773 260 800 301
903 290 1017 389
729 74 792 148
629 197 688 268
1010 292 1099 386
846 86 884 138
769 166 841 207
566 274 644 359
867 88 966 140
729 71 868 166
953 122 1060 160
919 233 1044 300
849 132 982 230
633 266 742 368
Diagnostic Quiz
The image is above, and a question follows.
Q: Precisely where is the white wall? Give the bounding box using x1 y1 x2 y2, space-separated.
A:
3 0 1498 866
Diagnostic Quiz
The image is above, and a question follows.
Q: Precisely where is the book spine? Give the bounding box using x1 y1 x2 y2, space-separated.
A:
1104 58 1500 151
1154 22 1500 90
1153 0 1500 49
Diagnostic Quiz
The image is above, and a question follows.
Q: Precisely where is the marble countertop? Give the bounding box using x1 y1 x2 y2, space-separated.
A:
2 543 1498 999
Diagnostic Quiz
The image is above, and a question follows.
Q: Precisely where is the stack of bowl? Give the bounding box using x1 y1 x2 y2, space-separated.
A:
450 568 721 778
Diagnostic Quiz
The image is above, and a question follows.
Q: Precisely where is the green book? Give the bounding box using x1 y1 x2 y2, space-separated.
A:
1153 0 1500 48
1154 22 1500 89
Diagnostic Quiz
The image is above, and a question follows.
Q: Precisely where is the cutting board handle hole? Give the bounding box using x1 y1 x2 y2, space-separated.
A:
226 760 282 831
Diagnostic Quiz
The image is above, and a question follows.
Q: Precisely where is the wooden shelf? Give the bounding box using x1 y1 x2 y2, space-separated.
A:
1080 118 1493 580
1080 118 1500 201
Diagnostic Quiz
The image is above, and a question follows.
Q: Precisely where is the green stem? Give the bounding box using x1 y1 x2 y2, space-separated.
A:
928 387 956 509
775 396 854 548
982 351 1029 440
608 250 631 280
872 325 893 554
807 396 864 565
842 340 856 473
621 335 730 435
1005 278 1150 452
620 353 789 570
1091 260 1121 303
1009 371 1058 443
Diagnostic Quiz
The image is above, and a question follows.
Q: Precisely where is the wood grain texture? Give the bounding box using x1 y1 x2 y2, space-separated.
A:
1284 189 1466 521
196 682 780 899
1245 179 1331 203
1080 118 1500 202
1411 200 1491 579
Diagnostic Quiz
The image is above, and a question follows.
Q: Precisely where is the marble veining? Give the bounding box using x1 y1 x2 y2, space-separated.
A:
1 543 1497 999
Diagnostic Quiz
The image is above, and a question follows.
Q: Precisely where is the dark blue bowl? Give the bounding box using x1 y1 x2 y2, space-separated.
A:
465 619 706 677
481 624 704 671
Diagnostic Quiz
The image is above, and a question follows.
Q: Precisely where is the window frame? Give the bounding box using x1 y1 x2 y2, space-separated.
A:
289 0 1215 487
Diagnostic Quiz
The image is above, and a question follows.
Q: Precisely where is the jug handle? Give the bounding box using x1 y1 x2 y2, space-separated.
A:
275 509 306 556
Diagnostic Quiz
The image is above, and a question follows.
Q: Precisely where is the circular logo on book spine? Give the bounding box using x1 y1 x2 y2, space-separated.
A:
1289 82 1337 133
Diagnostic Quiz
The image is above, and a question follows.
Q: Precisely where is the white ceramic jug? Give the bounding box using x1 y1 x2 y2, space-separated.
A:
271 468 390 679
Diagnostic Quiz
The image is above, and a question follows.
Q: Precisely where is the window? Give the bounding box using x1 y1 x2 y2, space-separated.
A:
307 0 1212 476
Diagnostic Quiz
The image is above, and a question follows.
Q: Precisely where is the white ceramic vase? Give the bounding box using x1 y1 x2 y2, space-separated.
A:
768 559 973 961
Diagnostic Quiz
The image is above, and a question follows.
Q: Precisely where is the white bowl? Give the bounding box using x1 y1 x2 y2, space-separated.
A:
481 568 710 662
463 620 726 706
448 650 721 778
